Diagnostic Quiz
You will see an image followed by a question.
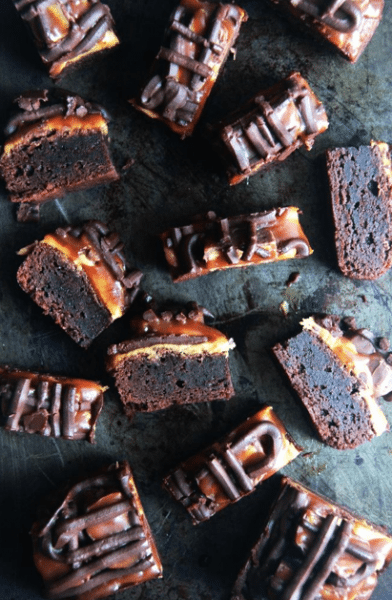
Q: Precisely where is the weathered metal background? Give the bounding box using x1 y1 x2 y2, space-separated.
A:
1 1 392 599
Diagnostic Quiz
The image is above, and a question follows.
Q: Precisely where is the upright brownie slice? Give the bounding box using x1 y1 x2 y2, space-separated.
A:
17 221 143 348
272 314 390 449
326 141 392 279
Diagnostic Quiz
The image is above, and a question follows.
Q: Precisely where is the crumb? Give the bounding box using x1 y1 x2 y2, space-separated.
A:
285 271 300 287
301 451 315 459
121 158 135 171
279 300 289 317
360 295 367 303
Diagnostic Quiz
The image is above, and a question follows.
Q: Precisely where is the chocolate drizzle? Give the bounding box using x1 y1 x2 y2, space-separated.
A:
232 477 392 600
292 0 362 33
217 72 328 185
32 462 162 600
164 406 301 524
13 0 119 78
0 367 104 442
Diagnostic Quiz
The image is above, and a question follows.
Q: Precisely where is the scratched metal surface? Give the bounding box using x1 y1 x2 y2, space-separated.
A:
1 1 392 599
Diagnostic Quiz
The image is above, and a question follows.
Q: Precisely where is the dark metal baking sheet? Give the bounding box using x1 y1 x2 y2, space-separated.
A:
1 1 392 599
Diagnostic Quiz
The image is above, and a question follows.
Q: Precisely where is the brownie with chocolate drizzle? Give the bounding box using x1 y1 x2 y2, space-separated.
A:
213 71 328 185
160 207 313 282
164 405 302 524
232 476 392 600
0 366 105 442
12 0 120 79
31 461 163 600
130 0 248 138
17 221 143 348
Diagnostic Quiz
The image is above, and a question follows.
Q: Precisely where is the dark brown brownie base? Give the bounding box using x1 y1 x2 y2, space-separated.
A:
1 129 119 204
326 144 392 280
17 243 112 348
272 330 376 449
113 350 234 414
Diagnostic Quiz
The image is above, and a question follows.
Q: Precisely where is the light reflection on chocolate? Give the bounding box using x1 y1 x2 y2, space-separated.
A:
164 405 302 525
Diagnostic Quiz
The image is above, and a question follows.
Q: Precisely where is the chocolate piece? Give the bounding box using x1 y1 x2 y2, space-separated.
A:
130 0 248 138
267 0 384 63
214 72 328 185
106 302 235 414
0 366 104 442
163 405 302 524
13 0 120 79
31 461 163 600
232 476 392 600
272 314 390 449
0 89 119 216
160 207 313 282
326 141 392 279
17 221 143 348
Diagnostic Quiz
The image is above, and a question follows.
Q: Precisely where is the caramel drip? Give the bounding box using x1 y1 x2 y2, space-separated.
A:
301 317 389 436
40 231 127 320
3 113 108 155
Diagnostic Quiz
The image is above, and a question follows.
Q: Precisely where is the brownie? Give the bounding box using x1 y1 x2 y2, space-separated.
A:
164 405 302 524
13 0 120 79
0 366 104 442
31 461 163 600
266 0 384 63
232 476 392 600
160 207 313 282
214 72 328 185
0 89 119 220
130 0 248 138
272 314 390 450
326 141 392 279
106 302 235 414
17 221 143 348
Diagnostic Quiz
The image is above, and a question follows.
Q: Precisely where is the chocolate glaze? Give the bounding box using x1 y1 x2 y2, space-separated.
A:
130 0 248 138
267 0 384 63
13 0 120 79
232 476 392 600
0 366 104 442
163 405 302 524
160 207 313 282
31 461 163 600
214 72 328 185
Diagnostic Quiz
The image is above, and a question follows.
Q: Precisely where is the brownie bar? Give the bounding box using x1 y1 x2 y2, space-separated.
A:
13 0 120 79
164 405 302 524
272 314 390 449
326 141 392 279
160 207 313 282
214 72 328 185
0 366 104 442
0 89 119 218
267 0 384 63
17 221 143 348
130 0 247 138
31 461 163 600
106 302 235 414
232 476 392 600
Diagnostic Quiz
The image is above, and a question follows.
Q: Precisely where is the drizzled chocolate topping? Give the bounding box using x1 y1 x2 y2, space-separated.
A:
0 366 104 442
216 72 328 185
131 0 247 137
164 406 301 524
232 477 392 600
31 462 163 600
160 207 313 282
13 0 119 78
4 88 110 136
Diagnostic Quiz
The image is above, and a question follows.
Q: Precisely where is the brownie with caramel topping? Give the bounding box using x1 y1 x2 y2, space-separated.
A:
31 461 163 600
106 302 235 414
272 314 391 449
0 89 119 221
0 366 104 442
232 476 392 600
17 221 143 348
160 207 313 282
164 405 302 524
